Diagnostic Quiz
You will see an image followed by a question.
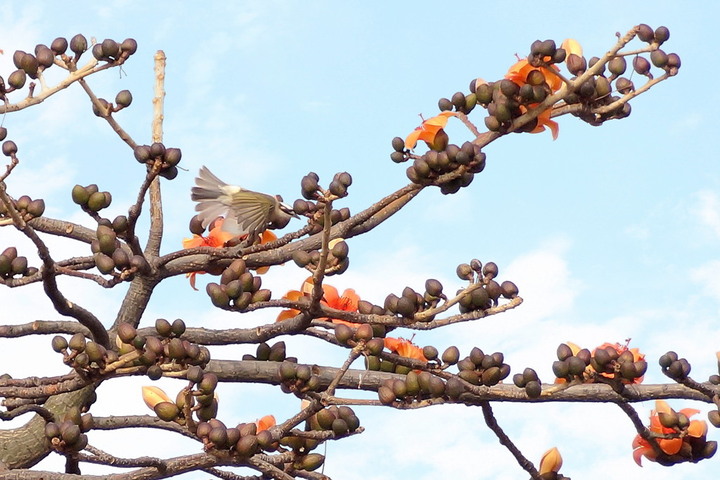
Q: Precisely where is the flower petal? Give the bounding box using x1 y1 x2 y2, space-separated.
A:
539 447 563 474
561 38 583 58
688 419 708 438
142 386 172 410
256 414 276 432
659 437 683 455
404 112 457 150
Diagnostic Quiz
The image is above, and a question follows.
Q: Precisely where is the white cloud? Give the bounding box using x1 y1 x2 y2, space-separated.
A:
694 190 720 239
690 260 720 301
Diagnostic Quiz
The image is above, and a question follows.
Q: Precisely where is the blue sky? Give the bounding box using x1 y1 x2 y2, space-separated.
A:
1 1 719 479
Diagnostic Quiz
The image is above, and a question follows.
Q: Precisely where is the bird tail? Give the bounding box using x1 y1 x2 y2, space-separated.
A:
191 166 228 201
191 166 230 228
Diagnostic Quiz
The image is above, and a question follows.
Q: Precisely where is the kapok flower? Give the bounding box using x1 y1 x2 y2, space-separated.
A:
554 340 646 384
276 278 360 325
538 447 563 475
505 58 563 93
505 51 567 140
405 111 457 150
384 337 427 362
632 400 707 466
182 219 276 289
256 414 276 432
518 104 559 140
593 341 646 384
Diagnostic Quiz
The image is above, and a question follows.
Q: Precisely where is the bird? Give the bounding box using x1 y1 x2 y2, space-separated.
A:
191 166 297 241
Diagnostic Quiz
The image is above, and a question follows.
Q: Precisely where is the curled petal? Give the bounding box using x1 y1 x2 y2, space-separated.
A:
322 284 341 306
533 108 559 140
276 309 301 322
182 235 206 249
276 290 304 322
538 447 563 474
688 419 708 438
658 437 683 455
632 437 656 466
404 112 457 149
385 337 426 361
565 341 582 355
256 414 276 432
678 407 701 418
405 129 423 150
142 386 172 410
186 271 205 291
561 38 583 58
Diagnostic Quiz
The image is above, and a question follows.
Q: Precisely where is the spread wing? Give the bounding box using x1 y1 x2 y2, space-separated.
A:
227 190 276 237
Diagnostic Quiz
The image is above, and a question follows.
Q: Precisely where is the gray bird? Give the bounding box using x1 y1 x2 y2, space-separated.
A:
191 166 297 241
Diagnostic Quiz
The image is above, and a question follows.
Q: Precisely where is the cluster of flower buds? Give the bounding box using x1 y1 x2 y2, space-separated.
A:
195 418 272 457
307 405 361 440
71 183 112 212
512 367 542 399
52 333 116 372
277 360 323 395
243 341 293 363
292 238 350 276
0 247 35 280
659 350 692 380
0 192 45 226
143 368 219 425
553 341 647 384
455 348 511 387
382 282 443 322
206 259 271 309
300 171 352 201
456 260 519 313
589 343 647 383
552 343 591 381
133 142 182 180
392 138 486 195
377 370 451 405
44 406 93 454
52 318 210 377
90 89 133 117
0 35 137 98
90 37 138 63
296 172 352 235
90 221 150 277
335 323 378 347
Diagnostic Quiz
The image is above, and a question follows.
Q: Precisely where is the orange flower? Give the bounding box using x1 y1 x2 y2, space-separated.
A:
182 219 276 290
505 58 563 93
632 400 707 466
275 289 305 322
554 341 646 384
405 111 457 150
506 58 562 140
276 278 360 325
593 341 646 384
255 414 276 432
319 283 360 326
182 218 236 249
384 337 427 362
518 104 559 140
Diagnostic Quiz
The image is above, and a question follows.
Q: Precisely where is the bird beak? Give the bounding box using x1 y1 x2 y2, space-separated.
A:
280 202 300 219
